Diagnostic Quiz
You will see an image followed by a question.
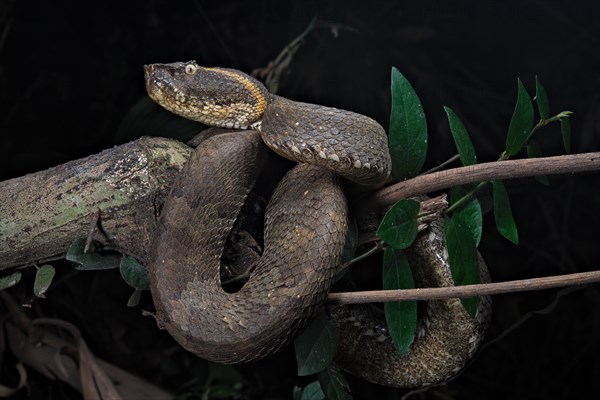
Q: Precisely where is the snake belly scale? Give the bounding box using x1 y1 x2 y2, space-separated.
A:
145 61 490 387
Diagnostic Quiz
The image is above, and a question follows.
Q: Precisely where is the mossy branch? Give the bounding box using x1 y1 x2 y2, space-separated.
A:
0 139 598 298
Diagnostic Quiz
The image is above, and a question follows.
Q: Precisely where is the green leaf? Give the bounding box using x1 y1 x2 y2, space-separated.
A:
318 365 352 400
0 272 21 290
66 239 121 270
535 76 550 120
295 312 338 376
526 142 550 186
492 181 519 244
450 186 483 246
561 117 571 153
300 381 325 400
505 79 534 156
376 199 420 249
389 67 428 180
33 265 56 298
383 247 416 356
119 257 150 290
444 106 477 166
444 217 480 317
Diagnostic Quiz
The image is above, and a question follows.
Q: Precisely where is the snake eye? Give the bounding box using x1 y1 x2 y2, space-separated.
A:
185 64 197 75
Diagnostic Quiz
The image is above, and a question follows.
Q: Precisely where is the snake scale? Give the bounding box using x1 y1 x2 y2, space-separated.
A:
145 61 491 387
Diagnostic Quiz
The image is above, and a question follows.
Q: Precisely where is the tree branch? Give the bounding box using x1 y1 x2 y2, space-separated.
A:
0 137 191 270
0 140 598 278
354 152 600 232
326 270 600 305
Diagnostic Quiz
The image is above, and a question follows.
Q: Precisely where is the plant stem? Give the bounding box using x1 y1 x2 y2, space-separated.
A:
345 242 383 267
445 181 488 214
422 154 461 175
356 152 600 231
327 270 600 304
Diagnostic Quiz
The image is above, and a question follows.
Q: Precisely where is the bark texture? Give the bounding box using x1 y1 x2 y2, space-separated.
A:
0 137 191 269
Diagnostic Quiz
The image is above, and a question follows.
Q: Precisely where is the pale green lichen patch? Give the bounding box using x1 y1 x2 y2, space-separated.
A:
0 137 192 268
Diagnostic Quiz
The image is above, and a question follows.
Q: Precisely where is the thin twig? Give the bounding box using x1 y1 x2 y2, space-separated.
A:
326 270 600 305
344 242 383 267
421 154 460 175
480 286 581 352
253 17 358 93
193 1 237 65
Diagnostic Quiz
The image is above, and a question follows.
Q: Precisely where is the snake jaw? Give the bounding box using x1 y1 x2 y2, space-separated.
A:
144 62 270 129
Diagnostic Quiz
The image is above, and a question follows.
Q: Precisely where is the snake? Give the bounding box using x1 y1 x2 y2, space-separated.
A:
144 61 491 387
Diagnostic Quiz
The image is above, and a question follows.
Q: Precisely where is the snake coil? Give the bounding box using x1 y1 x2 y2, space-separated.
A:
145 61 490 387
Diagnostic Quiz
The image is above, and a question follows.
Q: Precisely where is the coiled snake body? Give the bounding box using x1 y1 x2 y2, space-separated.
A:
145 62 490 387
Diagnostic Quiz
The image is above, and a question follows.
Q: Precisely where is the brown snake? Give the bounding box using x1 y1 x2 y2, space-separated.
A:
144 61 491 387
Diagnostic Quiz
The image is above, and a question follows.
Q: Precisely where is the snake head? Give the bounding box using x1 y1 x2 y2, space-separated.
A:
144 61 270 129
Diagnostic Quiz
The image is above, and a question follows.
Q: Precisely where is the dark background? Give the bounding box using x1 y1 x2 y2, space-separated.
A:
1 0 600 399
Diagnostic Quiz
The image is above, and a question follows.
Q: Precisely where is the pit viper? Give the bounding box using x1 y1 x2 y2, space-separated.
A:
144 61 490 387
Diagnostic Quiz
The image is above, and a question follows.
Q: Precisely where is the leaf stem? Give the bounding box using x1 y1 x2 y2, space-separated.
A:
524 111 574 150
433 110 573 215
445 181 488 214
345 242 384 266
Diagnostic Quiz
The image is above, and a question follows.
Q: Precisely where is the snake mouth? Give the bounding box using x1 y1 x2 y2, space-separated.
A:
144 63 179 103
143 64 154 87
144 63 214 123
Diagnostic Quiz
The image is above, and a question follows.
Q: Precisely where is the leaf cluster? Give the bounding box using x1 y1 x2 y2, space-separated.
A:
294 70 573 398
